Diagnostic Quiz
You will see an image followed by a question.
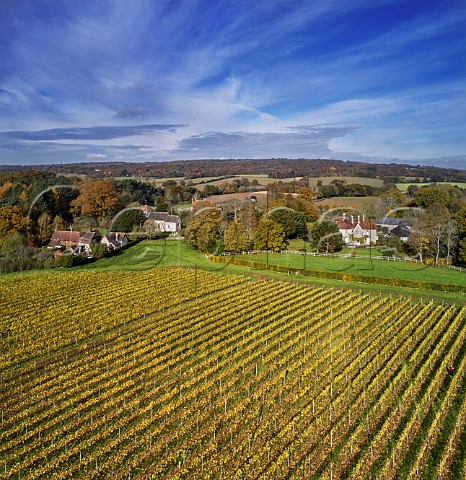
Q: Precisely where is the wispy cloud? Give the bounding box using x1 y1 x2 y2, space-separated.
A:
175 124 357 158
0 124 185 141
0 0 465 166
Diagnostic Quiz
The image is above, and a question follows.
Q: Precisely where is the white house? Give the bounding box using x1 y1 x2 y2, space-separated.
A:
77 230 102 255
334 215 377 246
144 211 181 233
101 232 129 251
391 224 411 242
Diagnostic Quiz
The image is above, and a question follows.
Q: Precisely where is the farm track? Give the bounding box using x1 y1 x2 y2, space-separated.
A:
0 267 465 479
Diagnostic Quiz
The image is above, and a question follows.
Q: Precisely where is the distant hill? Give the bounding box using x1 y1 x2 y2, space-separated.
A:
0 158 465 183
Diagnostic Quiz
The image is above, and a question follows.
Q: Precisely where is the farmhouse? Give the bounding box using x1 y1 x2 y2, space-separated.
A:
76 230 102 255
48 229 104 255
144 211 181 233
334 215 377 246
391 224 411 242
376 217 413 234
101 232 129 251
48 229 129 256
47 229 81 250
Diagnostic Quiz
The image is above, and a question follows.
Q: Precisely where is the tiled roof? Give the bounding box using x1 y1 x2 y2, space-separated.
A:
105 232 127 242
391 225 411 236
48 230 81 247
146 212 180 223
79 231 101 244
335 220 376 230
376 217 412 226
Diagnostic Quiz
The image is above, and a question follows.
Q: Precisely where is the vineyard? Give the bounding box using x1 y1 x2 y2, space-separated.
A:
1 267 465 479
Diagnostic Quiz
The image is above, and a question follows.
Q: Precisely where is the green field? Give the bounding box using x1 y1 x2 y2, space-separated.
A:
113 174 386 189
395 182 466 192
203 175 385 187
314 196 381 209
233 251 465 286
309 176 384 187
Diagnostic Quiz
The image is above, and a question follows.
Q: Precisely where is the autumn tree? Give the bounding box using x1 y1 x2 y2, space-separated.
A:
0 206 30 246
423 203 451 264
224 220 249 253
408 209 430 263
269 192 318 222
253 217 287 252
380 189 406 213
406 203 460 264
185 207 223 253
458 238 466 265
36 212 53 245
1 232 27 256
71 180 119 220
142 219 162 238
297 187 315 202
452 207 466 265
238 201 261 238
411 186 450 208
443 219 458 265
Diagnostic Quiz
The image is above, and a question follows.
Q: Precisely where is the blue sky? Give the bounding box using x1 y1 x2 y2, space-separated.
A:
1 0 465 168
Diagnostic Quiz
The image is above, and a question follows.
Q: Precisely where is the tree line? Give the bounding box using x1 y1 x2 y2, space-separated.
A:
2 158 465 183
0 169 465 272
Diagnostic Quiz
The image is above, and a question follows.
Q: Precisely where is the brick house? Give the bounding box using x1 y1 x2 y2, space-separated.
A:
47 229 81 250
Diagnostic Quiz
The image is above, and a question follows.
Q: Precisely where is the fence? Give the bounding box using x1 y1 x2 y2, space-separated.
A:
232 250 464 273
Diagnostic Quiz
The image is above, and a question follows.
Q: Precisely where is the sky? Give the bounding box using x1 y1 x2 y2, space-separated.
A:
0 0 465 168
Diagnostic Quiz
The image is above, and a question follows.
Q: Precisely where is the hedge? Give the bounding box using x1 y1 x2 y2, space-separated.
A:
209 255 465 294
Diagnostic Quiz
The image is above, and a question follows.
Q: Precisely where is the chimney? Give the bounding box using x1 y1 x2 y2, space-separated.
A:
362 214 365 222
357 215 360 224
351 215 354 224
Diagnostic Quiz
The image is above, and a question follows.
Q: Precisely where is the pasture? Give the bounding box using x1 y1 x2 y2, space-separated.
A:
395 182 466 192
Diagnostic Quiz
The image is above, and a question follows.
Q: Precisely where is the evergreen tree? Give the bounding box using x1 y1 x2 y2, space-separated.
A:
310 220 344 253
111 208 145 232
268 207 307 239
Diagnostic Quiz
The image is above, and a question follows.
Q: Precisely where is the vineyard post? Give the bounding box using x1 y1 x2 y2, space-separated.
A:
303 240 306 271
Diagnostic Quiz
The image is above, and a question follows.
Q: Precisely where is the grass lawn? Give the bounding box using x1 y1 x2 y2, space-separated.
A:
286 239 399 257
76 240 215 271
232 251 466 286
